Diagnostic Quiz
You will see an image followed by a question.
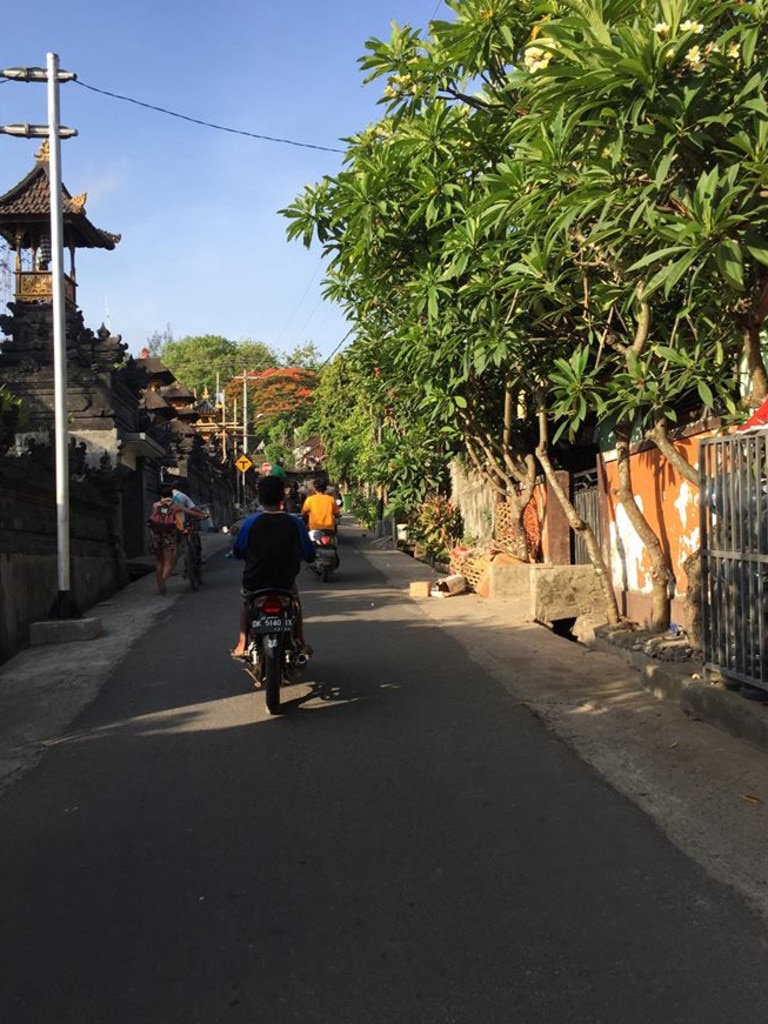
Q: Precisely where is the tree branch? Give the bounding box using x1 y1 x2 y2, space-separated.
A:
645 417 699 487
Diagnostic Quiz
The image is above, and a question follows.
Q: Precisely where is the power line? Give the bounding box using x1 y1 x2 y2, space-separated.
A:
319 327 354 369
70 78 346 154
273 259 324 349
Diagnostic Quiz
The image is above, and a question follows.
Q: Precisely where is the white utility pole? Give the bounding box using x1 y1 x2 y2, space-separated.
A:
47 52 71 609
242 372 250 506
0 53 77 616
242 371 248 457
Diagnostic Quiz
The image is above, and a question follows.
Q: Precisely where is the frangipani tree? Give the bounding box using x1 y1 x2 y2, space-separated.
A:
284 0 768 628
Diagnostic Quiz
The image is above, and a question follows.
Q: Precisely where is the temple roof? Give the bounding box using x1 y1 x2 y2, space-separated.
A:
0 143 121 250
161 382 196 403
135 355 176 385
140 389 176 416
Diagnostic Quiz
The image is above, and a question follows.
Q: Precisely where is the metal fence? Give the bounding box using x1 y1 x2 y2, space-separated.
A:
700 432 768 693
572 469 601 566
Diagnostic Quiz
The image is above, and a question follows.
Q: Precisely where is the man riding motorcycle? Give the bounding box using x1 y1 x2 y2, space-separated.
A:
230 475 315 659
301 478 341 533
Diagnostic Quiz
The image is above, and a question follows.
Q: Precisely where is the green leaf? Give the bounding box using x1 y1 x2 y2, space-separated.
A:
746 244 768 268
627 245 687 272
697 380 714 407
716 238 744 291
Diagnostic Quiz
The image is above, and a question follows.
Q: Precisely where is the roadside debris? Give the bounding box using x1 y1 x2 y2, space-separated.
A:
430 574 468 598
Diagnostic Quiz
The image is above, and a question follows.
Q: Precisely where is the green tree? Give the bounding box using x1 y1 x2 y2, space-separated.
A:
280 342 323 370
284 0 768 628
158 335 277 396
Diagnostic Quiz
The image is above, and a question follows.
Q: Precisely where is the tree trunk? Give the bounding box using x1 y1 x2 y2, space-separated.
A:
646 417 698 488
536 404 619 625
464 427 536 562
614 426 673 631
742 320 768 406
682 549 702 647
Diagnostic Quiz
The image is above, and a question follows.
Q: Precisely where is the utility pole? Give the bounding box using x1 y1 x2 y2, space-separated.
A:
242 371 248 457
241 371 249 505
1 54 78 618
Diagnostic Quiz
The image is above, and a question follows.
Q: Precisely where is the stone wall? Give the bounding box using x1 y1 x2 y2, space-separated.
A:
0 457 126 663
449 460 495 545
487 561 609 636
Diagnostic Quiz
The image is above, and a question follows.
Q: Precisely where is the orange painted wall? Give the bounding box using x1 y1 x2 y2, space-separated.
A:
600 432 704 603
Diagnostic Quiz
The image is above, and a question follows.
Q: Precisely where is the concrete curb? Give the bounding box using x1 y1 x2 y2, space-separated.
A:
29 616 103 646
590 636 768 754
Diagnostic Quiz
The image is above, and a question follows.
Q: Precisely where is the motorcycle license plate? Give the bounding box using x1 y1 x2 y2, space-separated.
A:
253 616 293 633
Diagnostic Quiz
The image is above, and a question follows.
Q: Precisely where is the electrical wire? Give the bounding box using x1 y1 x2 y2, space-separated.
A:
72 79 346 154
273 259 324 349
319 327 354 369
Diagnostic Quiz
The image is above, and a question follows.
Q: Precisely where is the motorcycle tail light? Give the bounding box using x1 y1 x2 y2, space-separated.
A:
260 598 284 614
320 536 332 545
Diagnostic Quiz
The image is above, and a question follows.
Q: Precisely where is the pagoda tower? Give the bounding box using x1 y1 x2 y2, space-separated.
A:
0 141 122 370
0 142 129 442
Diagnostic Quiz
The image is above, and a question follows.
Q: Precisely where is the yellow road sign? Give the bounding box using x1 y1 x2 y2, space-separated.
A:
235 454 253 473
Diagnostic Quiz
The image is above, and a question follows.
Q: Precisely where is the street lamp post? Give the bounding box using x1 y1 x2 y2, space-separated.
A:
1 53 79 617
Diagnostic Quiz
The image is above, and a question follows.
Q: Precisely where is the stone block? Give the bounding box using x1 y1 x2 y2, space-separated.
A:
409 581 432 599
489 562 531 602
29 616 103 646
530 564 604 622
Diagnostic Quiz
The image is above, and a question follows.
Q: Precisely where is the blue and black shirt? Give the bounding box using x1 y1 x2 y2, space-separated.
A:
233 511 315 590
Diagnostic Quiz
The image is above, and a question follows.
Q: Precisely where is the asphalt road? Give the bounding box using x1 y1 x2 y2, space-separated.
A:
0 533 767 1023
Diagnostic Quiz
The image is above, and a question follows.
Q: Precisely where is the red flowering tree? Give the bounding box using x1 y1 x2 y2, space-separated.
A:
224 366 318 459
249 367 317 421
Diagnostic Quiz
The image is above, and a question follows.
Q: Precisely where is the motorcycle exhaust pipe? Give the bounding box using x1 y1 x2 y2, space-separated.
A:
295 650 310 667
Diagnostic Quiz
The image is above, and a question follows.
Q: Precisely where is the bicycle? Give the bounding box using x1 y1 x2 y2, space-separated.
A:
180 521 203 591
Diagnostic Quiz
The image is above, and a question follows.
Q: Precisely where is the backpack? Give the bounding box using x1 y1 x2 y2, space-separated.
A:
148 501 177 531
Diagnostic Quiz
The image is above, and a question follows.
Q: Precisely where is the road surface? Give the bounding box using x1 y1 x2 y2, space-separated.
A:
0 530 767 1022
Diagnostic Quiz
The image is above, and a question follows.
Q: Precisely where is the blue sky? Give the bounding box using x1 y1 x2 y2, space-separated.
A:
0 0 445 360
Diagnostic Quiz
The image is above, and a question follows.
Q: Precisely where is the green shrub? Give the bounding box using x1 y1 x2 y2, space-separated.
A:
409 495 463 562
348 492 379 530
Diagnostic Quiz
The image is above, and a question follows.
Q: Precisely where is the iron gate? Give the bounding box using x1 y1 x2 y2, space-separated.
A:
700 432 768 692
572 469 601 565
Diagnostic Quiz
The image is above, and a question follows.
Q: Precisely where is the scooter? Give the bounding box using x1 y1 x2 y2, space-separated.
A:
244 588 310 715
308 529 339 583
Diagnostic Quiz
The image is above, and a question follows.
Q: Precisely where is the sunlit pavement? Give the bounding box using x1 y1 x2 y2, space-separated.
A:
1 524 768 1023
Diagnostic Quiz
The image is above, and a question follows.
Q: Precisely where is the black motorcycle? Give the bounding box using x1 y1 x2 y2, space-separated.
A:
308 529 340 583
244 588 309 715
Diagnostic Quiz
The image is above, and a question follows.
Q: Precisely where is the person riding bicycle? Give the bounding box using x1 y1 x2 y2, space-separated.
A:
230 474 316 659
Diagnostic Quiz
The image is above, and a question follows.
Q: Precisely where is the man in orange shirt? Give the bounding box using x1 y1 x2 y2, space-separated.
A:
301 478 341 532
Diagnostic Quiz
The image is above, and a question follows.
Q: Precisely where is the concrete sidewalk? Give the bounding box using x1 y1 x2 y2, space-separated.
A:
0 532 231 797
590 627 768 754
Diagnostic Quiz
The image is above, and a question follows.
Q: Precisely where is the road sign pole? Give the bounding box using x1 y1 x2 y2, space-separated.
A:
234 453 253 509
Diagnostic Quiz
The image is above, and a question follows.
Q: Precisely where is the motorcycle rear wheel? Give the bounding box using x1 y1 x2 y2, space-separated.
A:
264 643 282 715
